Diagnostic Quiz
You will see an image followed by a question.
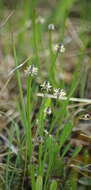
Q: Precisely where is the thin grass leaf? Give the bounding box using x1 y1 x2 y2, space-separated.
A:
29 165 36 190
59 121 73 149
50 0 76 24
36 176 43 190
71 145 82 159
61 143 72 159
50 180 57 190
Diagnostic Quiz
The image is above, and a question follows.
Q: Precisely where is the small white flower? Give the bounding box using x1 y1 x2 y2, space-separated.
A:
48 24 55 31
25 65 38 77
40 81 52 92
36 16 45 24
25 20 32 28
54 88 66 98
60 44 65 53
54 43 65 53
49 134 52 138
44 107 52 115
44 129 49 135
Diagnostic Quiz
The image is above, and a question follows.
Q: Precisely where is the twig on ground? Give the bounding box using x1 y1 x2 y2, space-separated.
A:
0 134 18 155
8 56 31 76
0 11 14 29
37 93 91 104
0 56 31 97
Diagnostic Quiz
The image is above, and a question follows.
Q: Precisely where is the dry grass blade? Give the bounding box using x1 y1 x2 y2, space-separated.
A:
0 56 31 97
0 134 18 155
0 11 14 29
8 56 31 76
37 93 91 104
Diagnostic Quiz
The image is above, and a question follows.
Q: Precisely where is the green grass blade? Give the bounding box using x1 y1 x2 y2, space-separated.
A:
59 121 73 150
36 176 43 190
50 180 57 190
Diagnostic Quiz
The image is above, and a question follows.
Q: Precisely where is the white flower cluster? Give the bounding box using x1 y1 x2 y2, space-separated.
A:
40 81 52 92
54 43 65 53
54 88 66 98
48 23 55 31
25 65 38 77
40 81 66 98
36 16 45 24
44 107 52 115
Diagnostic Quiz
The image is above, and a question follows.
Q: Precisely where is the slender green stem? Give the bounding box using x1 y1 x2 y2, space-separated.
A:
26 76 32 158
